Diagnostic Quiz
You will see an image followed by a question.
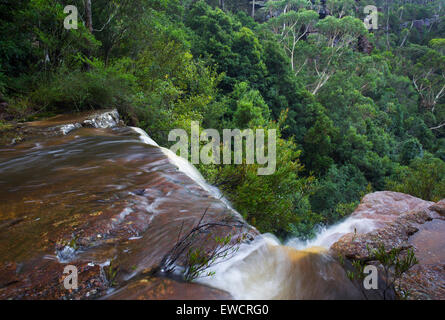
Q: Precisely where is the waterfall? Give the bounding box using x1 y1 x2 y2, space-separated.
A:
130 127 160 147
131 127 235 212
285 217 377 250
131 126 376 299
196 217 377 299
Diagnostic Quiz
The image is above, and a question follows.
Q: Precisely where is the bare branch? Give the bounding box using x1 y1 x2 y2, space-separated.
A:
430 122 445 130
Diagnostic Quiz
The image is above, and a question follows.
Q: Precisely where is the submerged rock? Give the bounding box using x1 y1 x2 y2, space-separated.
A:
82 109 120 129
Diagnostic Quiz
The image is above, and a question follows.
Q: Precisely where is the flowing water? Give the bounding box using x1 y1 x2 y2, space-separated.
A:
194 219 378 299
133 128 377 300
0 121 377 299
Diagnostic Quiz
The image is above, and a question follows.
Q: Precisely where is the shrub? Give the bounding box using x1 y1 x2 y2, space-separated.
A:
31 59 137 113
386 154 445 201
346 243 418 300
205 118 316 236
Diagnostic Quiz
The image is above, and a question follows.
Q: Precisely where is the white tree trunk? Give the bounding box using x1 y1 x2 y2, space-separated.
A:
85 0 93 33
252 0 255 18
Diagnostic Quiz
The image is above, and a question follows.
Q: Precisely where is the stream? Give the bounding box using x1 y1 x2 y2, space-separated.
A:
0 119 378 299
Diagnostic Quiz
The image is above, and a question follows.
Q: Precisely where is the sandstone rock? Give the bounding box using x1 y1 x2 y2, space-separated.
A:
40 109 121 135
105 276 233 300
331 192 445 299
0 260 106 300
331 209 430 259
0 115 256 299
0 109 123 146
430 199 445 217
350 191 434 226
396 264 445 300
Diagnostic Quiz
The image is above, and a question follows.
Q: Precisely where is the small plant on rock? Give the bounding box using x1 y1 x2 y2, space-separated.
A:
346 243 418 300
104 260 119 287
160 207 249 282
368 243 418 300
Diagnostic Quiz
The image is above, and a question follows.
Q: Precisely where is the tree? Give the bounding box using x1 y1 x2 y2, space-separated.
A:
229 82 270 129
346 243 418 300
265 9 319 72
85 0 93 33
325 0 355 18
159 207 248 282
386 154 445 201
411 47 445 113
207 114 316 235
307 15 367 94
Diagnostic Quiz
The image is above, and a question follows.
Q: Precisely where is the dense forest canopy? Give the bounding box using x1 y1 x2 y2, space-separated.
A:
0 0 444 238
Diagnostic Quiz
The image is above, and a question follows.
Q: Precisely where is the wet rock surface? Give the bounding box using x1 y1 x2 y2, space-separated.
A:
0 111 252 299
331 191 445 299
0 259 106 300
0 109 122 146
348 191 435 225
105 276 232 300
430 199 445 217
2 112 443 300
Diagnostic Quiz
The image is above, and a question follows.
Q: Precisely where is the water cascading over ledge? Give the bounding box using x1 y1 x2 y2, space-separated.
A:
0 109 356 299
0 110 245 299
2 110 443 300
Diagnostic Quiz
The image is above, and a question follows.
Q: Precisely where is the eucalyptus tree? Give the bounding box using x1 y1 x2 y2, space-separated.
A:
411 46 445 114
325 0 355 18
307 15 368 94
265 8 319 72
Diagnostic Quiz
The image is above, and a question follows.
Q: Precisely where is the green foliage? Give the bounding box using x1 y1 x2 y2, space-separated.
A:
226 81 270 128
310 164 367 223
206 116 317 235
131 36 221 145
0 70 6 95
368 244 418 279
386 154 445 201
185 1 268 93
161 208 247 282
1 0 443 240
104 260 119 287
368 243 418 299
345 243 418 299
0 120 12 132
30 58 136 112
399 137 423 164
185 234 233 281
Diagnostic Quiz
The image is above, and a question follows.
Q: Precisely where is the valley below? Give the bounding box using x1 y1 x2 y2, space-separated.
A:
0 110 443 300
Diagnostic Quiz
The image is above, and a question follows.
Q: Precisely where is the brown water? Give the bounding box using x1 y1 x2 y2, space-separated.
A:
1 125 237 271
0 122 363 299
196 237 363 299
